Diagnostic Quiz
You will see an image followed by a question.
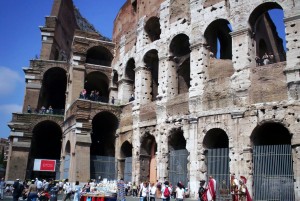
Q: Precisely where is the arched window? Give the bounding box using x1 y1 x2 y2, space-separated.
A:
144 17 161 42
86 46 113 66
204 19 232 59
249 3 286 64
144 50 159 101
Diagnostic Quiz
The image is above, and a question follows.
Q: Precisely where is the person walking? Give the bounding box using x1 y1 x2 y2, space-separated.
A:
63 179 72 201
27 180 38 201
0 178 5 200
198 180 206 201
12 179 21 201
117 178 126 201
139 182 148 201
161 181 172 201
206 176 216 201
175 183 185 201
149 183 156 201
73 181 81 201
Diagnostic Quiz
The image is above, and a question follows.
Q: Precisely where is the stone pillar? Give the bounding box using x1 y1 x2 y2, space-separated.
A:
135 66 152 105
156 128 169 182
230 28 253 105
157 56 169 100
189 41 208 113
284 15 300 100
74 136 91 182
132 106 141 183
5 140 30 181
23 82 42 112
185 118 199 198
118 79 134 104
165 59 178 100
292 146 300 200
66 65 85 110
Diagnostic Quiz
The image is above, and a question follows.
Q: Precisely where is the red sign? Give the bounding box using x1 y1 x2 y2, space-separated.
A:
40 160 56 171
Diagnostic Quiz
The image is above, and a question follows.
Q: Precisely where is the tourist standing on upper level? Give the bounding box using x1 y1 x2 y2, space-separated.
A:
27 105 32 113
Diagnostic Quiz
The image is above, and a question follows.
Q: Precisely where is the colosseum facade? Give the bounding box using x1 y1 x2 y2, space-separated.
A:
6 0 300 200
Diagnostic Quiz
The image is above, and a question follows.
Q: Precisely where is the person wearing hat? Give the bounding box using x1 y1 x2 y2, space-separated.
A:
198 180 206 201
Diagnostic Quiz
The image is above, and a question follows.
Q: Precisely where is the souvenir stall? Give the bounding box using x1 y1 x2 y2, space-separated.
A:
80 180 117 201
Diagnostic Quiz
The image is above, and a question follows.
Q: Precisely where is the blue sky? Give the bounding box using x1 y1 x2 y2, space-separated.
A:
0 0 126 138
0 2 286 138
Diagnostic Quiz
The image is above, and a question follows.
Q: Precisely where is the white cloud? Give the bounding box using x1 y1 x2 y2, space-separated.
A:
0 104 22 114
0 66 23 95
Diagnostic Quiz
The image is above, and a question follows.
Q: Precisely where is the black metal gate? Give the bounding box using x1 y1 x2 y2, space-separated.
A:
206 148 230 200
253 145 295 201
63 154 70 179
124 157 132 182
90 155 116 180
169 149 188 187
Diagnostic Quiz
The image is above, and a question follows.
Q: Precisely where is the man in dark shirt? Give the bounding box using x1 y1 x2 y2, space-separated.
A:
12 179 21 201
198 180 206 201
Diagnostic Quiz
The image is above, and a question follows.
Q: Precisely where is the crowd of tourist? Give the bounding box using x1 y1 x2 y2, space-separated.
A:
79 89 110 103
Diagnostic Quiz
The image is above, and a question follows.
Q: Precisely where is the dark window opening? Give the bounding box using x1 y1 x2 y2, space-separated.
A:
249 3 286 65
203 128 229 149
132 0 137 12
84 72 109 103
144 50 159 101
125 58 136 99
39 67 67 111
170 34 191 95
141 134 157 156
121 141 133 158
144 17 161 42
86 46 113 66
251 122 291 146
27 120 62 179
113 70 119 87
169 128 186 151
204 19 232 60
91 112 118 156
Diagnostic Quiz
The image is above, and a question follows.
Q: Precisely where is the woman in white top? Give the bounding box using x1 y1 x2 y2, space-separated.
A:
175 183 185 201
149 183 157 201
139 182 148 201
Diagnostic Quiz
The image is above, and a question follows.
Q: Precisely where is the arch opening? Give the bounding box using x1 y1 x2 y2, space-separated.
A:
140 134 157 183
204 19 232 60
84 72 109 103
170 34 191 95
86 46 113 66
249 3 286 65
251 122 294 200
90 112 118 180
63 141 71 179
144 17 161 42
203 128 229 149
113 70 119 87
39 67 67 113
120 141 133 182
125 58 136 101
27 120 62 179
203 128 229 198
168 128 188 187
144 50 159 101
251 122 291 146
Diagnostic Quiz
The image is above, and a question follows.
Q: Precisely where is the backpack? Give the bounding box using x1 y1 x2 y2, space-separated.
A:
164 187 170 197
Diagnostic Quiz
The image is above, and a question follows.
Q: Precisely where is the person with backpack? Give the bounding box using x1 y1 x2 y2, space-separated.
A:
161 181 172 201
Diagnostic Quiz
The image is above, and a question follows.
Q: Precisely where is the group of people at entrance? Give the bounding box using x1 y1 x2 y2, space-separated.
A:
198 175 252 201
117 179 188 201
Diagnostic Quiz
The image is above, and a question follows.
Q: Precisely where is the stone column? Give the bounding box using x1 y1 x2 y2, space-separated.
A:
284 14 300 100
74 134 91 182
5 140 30 181
165 58 178 100
156 128 169 182
292 146 300 200
66 65 85 110
134 66 152 105
118 79 134 104
131 106 141 183
230 28 253 105
185 118 199 198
